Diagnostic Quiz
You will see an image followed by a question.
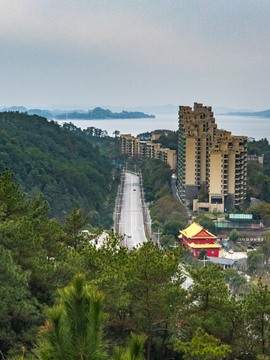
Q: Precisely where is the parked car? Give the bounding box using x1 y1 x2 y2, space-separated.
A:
228 249 234 254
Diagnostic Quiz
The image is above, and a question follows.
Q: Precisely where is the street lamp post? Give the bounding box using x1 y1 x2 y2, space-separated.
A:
197 255 210 267
154 229 162 246
145 218 151 237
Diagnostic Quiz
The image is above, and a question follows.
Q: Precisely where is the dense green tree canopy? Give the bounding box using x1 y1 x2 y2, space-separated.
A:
194 215 217 236
0 111 119 226
152 131 178 150
247 138 270 204
3 130 270 360
229 229 241 243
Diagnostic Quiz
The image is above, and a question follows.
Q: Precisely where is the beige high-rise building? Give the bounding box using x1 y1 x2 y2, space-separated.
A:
120 134 140 156
177 103 247 211
208 130 247 210
178 103 217 202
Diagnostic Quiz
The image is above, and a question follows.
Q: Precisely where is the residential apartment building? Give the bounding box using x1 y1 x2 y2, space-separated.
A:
120 134 177 170
120 134 140 155
207 130 247 210
178 103 217 201
178 103 247 211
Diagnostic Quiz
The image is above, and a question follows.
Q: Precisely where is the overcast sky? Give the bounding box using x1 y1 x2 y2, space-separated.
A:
0 0 269 110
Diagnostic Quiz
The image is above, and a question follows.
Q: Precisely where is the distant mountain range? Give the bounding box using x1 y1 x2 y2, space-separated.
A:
0 106 155 120
2 104 269 118
103 105 254 115
222 109 270 118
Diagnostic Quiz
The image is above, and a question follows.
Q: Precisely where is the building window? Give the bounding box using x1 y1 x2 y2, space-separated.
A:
211 250 215 254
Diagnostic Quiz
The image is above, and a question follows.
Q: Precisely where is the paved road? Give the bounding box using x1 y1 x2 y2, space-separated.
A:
171 174 192 219
119 172 147 249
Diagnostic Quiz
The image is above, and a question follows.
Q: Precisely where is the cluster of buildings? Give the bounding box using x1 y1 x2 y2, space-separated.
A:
119 103 259 264
120 102 249 213
120 133 177 170
177 103 248 212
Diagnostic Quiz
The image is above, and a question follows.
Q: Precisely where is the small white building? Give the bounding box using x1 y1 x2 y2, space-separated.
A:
81 230 109 248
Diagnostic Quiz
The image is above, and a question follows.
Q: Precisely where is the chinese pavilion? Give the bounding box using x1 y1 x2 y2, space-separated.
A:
178 223 221 258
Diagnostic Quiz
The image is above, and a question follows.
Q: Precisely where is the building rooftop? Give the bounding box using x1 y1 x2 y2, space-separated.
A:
208 257 238 265
217 234 229 239
179 222 216 239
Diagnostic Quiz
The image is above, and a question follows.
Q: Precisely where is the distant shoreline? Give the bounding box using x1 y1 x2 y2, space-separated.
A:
0 107 155 120
55 115 156 120
220 109 270 118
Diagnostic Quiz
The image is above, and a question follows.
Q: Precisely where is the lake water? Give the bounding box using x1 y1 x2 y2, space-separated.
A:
54 114 269 140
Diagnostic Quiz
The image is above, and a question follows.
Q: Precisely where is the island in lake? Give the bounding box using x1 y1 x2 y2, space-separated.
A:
0 106 155 120
55 107 155 120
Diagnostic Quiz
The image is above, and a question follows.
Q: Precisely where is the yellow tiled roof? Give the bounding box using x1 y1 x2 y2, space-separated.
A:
179 223 203 238
189 243 221 249
179 222 216 239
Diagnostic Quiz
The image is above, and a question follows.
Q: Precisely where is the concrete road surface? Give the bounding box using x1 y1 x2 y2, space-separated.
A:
119 172 147 249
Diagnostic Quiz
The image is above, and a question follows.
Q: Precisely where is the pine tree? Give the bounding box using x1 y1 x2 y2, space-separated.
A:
64 207 90 250
35 274 107 360
0 169 25 222
112 333 147 360
243 279 270 358
35 274 147 360
174 327 231 360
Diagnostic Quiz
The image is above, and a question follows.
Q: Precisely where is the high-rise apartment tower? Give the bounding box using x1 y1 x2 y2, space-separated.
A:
177 103 247 211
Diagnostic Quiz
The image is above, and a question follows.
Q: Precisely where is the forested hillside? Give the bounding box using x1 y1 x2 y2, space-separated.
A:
0 111 119 226
2 171 270 360
247 139 270 202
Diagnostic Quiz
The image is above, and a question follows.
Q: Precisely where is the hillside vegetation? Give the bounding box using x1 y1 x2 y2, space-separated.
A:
0 111 119 226
55 107 155 119
2 172 270 360
245 139 270 223
247 138 270 201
